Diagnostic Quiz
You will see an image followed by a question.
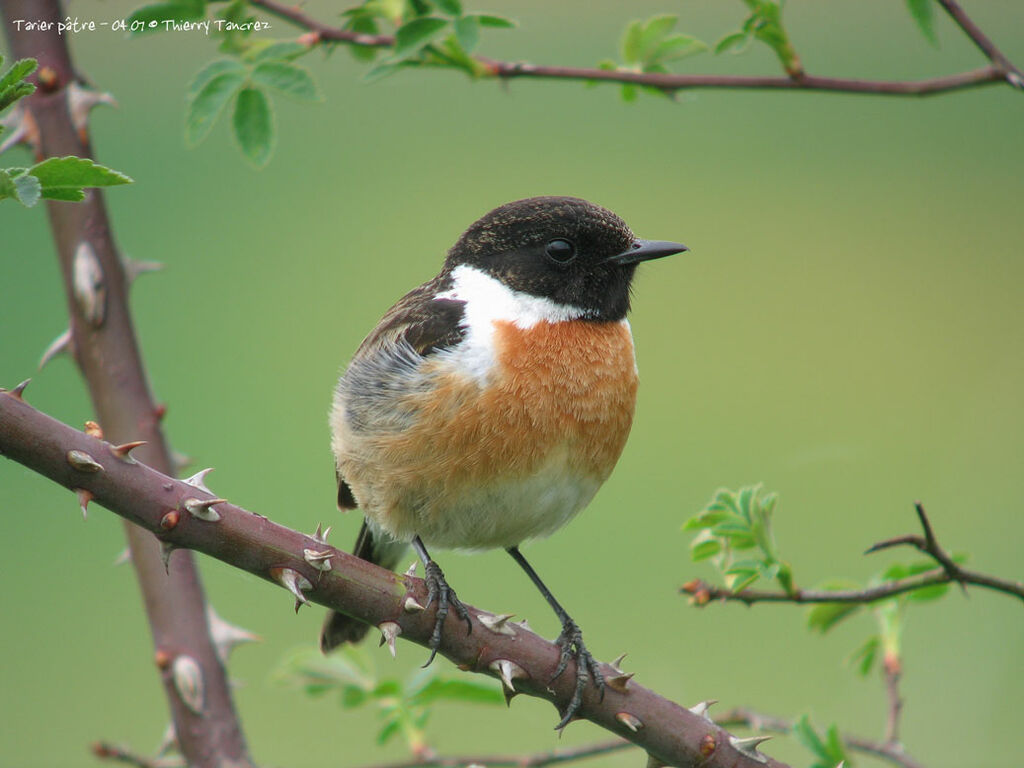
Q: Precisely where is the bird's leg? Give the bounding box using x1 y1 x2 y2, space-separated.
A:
412 535 472 666
506 546 605 729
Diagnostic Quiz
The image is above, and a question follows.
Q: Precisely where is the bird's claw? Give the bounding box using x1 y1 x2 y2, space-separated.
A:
550 618 604 730
421 559 471 667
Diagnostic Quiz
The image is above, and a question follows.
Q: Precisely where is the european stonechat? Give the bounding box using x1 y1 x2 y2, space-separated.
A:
321 196 686 726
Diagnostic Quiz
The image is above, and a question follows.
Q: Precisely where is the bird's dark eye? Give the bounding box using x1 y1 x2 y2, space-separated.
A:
545 238 576 264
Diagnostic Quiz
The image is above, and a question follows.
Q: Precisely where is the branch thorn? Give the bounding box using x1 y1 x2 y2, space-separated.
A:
38 329 72 370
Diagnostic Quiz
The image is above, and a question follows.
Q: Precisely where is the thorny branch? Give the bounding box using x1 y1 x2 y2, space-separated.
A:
681 502 1023 606
346 705 933 768
0 1 251 766
0 388 788 768
251 0 1022 97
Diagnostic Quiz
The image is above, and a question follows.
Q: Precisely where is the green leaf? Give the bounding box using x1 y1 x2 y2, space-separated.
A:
370 679 401 698
186 70 245 146
0 56 37 112
127 0 206 35
453 15 479 53
29 156 133 191
715 31 750 55
0 57 37 99
251 61 321 101
433 0 462 15
472 14 516 29
906 582 950 602
248 42 310 63
682 509 732 531
651 34 707 64
621 20 644 64
713 488 742 516
690 536 721 562
0 168 41 206
393 17 449 58
187 59 245 99
232 87 274 166
824 723 847 764
42 188 86 202
737 485 757 522
727 569 760 593
905 0 938 45
376 715 402 745
636 15 676 63
363 61 405 83
13 170 41 206
0 169 19 203
344 13 380 62
792 714 831 762
412 678 503 706
437 35 481 76
806 601 862 633
341 685 369 708
848 634 880 676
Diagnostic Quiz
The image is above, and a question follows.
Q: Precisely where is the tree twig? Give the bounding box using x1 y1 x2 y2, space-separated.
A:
682 501 1023 606
0 3 252 766
250 0 1021 97
883 657 903 745
0 388 788 768
353 739 634 768
936 0 1023 86
715 708 926 768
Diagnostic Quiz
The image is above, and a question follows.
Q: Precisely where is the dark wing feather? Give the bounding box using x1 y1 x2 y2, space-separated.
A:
335 274 466 511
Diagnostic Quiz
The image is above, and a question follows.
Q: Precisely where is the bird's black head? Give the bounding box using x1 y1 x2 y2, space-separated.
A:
444 196 687 322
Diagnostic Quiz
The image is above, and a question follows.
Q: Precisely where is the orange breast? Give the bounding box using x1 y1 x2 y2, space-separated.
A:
370 319 638 505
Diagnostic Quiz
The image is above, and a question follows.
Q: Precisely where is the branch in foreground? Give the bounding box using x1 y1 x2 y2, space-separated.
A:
251 0 1021 97
346 704 932 768
0 389 787 768
0 1 251 765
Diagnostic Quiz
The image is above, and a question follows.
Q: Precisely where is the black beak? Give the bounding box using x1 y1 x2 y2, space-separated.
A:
607 239 689 265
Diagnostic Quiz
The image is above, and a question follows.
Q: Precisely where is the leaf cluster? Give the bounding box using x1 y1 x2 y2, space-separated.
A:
715 1 801 77
596 15 707 102
186 44 320 166
349 0 515 83
808 554 966 679
683 484 794 594
792 714 849 768
276 646 502 752
1 58 133 207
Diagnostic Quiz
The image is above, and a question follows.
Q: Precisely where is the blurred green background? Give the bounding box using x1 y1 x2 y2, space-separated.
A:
1 1 1022 766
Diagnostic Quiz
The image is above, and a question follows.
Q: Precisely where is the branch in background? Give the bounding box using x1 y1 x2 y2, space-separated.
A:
883 656 903 746
0 389 789 768
715 709 926 768
682 501 1023 605
0 2 251 765
251 0 1021 97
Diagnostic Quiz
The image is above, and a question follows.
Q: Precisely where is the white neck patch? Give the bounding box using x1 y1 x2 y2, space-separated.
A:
434 264 591 382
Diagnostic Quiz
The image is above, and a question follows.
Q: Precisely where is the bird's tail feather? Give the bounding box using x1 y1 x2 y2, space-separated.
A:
319 521 408 652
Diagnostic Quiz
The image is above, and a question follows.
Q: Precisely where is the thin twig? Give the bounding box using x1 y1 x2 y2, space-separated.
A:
682 565 1022 605
883 658 903 745
683 502 1023 605
92 743 181 768
936 0 1023 85
355 739 633 768
251 0 1020 97
716 709 926 768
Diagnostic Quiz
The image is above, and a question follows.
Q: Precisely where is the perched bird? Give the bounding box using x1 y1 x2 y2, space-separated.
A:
322 196 686 726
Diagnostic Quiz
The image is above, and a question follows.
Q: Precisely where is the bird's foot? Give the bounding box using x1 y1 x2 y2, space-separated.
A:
550 618 604 729
421 559 472 666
